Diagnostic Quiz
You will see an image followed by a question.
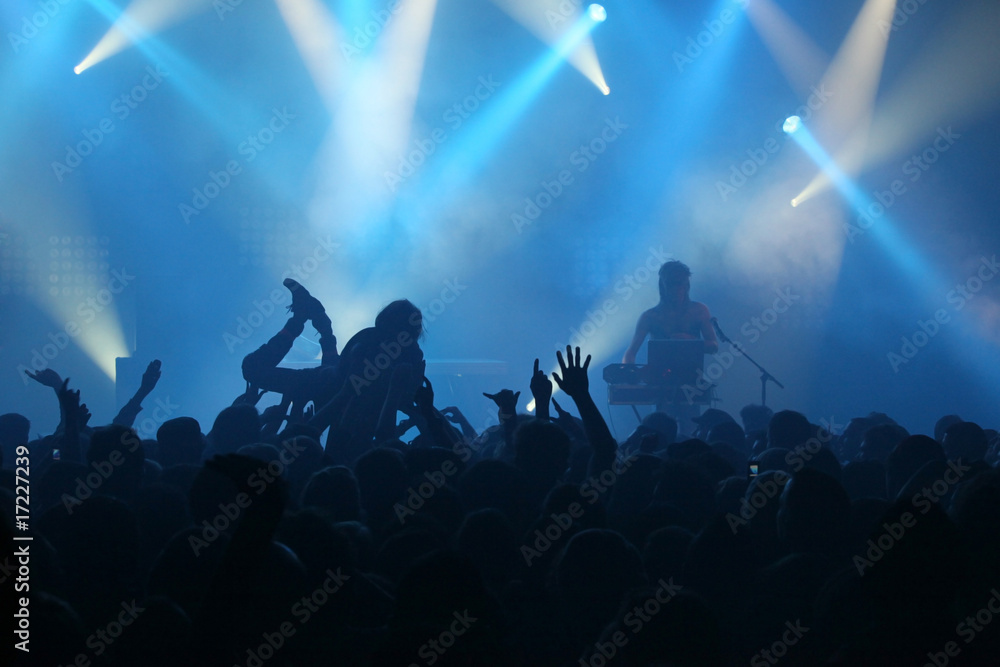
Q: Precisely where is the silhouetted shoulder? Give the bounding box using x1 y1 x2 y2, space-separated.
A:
689 301 712 319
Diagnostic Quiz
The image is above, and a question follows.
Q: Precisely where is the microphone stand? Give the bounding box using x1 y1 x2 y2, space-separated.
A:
712 318 784 407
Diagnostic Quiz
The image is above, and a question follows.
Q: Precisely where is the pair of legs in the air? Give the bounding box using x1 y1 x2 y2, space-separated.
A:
241 279 339 403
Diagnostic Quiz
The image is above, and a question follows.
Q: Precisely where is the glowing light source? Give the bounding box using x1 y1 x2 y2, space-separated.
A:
588 4 607 22
74 0 214 74
489 0 609 94
783 115 802 134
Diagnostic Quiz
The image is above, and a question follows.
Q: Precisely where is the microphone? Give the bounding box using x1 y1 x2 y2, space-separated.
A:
711 317 729 343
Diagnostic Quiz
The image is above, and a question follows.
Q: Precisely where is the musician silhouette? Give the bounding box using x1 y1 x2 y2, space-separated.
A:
622 261 718 364
621 261 718 436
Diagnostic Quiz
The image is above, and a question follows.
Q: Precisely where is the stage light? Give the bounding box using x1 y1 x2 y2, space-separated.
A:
489 0 609 94
783 115 802 134
791 198 799 207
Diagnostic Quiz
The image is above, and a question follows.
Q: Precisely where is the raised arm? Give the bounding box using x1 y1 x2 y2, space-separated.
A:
622 311 650 364
553 346 617 476
483 389 520 459
529 358 553 421
113 359 161 427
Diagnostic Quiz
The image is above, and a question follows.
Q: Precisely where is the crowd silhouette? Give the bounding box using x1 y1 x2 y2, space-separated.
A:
3 279 1000 666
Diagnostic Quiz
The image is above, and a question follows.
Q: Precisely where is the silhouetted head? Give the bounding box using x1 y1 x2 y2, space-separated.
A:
708 420 746 450
642 411 678 445
739 404 773 435
859 423 909 462
0 412 30 468
513 418 571 485
692 408 735 442
156 417 204 467
375 299 423 340
0 412 30 447
87 424 145 499
301 465 361 522
767 410 811 450
777 468 851 556
934 414 963 442
658 260 691 307
208 405 260 455
353 446 408 518
885 435 945 498
943 421 988 463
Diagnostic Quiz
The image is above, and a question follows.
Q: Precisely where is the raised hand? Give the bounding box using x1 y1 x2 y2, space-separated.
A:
139 359 162 394
56 378 80 413
260 403 288 424
414 377 435 412
552 345 591 401
78 402 92 428
25 367 63 389
483 389 520 421
233 382 266 407
529 358 552 420
441 406 477 440
530 358 553 402
551 397 572 420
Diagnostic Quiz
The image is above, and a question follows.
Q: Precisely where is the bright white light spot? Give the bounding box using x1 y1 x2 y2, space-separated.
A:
588 4 607 22
783 115 802 134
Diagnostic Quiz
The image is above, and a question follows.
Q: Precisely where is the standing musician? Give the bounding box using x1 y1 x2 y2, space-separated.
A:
623 260 718 363
621 261 718 434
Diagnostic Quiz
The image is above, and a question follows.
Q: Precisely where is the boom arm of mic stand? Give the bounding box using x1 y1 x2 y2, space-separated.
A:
713 320 784 407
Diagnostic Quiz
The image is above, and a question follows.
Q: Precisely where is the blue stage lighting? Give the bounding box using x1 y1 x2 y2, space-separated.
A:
588 4 607 22
783 116 802 134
